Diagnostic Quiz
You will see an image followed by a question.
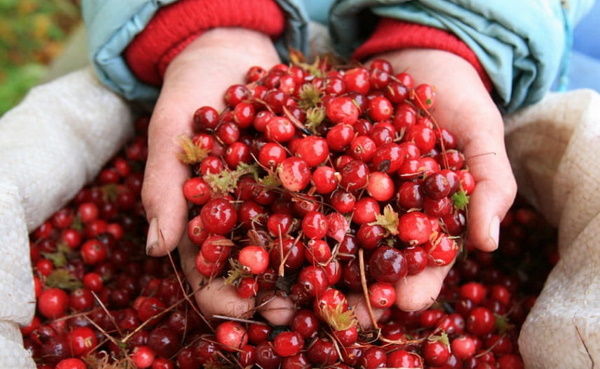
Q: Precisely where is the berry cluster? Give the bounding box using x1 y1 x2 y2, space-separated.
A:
22 115 557 368
182 58 474 333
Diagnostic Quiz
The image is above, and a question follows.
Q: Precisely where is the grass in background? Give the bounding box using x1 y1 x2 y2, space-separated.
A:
0 0 81 116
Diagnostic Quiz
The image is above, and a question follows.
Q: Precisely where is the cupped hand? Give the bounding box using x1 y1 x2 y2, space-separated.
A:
141 28 281 314
368 49 517 312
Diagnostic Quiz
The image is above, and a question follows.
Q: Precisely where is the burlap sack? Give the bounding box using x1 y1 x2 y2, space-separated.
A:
0 67 132 368
505 89 600 368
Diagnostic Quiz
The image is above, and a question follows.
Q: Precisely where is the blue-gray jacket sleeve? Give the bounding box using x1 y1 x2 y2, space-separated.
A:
81 0 311 104
328 0 595 112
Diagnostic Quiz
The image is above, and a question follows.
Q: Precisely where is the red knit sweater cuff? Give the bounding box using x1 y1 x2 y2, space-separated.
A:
124 0 285 86
354 19 492 91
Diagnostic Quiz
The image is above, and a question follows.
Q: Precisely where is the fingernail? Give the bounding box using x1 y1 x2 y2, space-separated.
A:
489 215 500 250
146 217 159 255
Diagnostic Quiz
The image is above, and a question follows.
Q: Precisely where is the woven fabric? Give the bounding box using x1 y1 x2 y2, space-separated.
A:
0 67 133 368
504 89 600 369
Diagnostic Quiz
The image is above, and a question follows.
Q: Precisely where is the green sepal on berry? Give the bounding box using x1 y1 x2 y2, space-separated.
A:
298 83 322 111
258 169 281 188
224 259 251 286
305 107 326 134
45 269 83 291
289 49 327 79
319 303 358 331
428 331 450 347
452 189 470 211
369 204 400 236
203 162 259 195
495 314 515 335
41 242 72 268
177 135 210 165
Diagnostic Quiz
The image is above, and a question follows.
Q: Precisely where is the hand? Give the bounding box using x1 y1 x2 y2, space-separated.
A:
369 49 517 312
141 28 281 316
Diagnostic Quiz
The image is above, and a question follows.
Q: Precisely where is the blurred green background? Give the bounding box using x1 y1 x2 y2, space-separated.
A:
0 0 82 116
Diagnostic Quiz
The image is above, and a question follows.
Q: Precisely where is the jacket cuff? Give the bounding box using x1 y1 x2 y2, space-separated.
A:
353 18 492 91
124 0 285 86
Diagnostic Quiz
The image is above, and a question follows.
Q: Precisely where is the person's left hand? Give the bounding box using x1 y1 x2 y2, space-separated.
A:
363 48 517 313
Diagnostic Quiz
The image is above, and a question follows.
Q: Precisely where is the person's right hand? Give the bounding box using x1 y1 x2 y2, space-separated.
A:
142 27 281 317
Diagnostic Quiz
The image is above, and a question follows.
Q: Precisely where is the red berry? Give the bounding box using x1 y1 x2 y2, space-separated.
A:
366 171 395 201
306 338 339 366
326 123 355 152
273 331 304 357
55 358 87 369
67 326 98 357
195 251 225 277
422 338 450 366
291 309 321 338
368 246 407 283
278 157 311 192
402 245 429 275
423 171 452 199
200 235 232 263
326 96 360 125
215 321 248 352
424 233 459 266
361 346 387 369
460 282 488 305
466 307 496 337
413 83 435 110
131 346 156 368
297 265 329 297
200 198 238 235
301 210 328 240
311 165 339 194
38 288 69 319
386 350 422 368
367 95 393 121
224 84 250 107
368 282 397 308
258 142 287 168
238 245 270 274
236 276 259 298
348 135 377 162
397 211 433 246
352 196 380 225
193 106 219 131
265 116 296 142
295 136 330 167
80 239 107 265
451 335 477 359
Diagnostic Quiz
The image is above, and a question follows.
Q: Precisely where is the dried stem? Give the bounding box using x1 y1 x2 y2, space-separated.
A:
358 248 379 331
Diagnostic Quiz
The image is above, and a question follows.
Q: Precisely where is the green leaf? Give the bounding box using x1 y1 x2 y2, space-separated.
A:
45 269 83 290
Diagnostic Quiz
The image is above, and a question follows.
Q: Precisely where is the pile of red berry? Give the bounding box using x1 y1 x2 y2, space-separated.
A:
21 59 558 369
184 57 473 309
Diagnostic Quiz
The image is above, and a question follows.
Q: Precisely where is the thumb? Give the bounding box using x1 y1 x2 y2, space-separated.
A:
142 100 193 257
462 128 517 252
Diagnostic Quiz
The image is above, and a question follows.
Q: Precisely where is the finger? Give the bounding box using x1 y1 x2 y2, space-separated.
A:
256 291 296 326
460 118 517 252
143 101 193 256
196 278 256 319
395 263 453 312
347 293 387 330
179 235 256 319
